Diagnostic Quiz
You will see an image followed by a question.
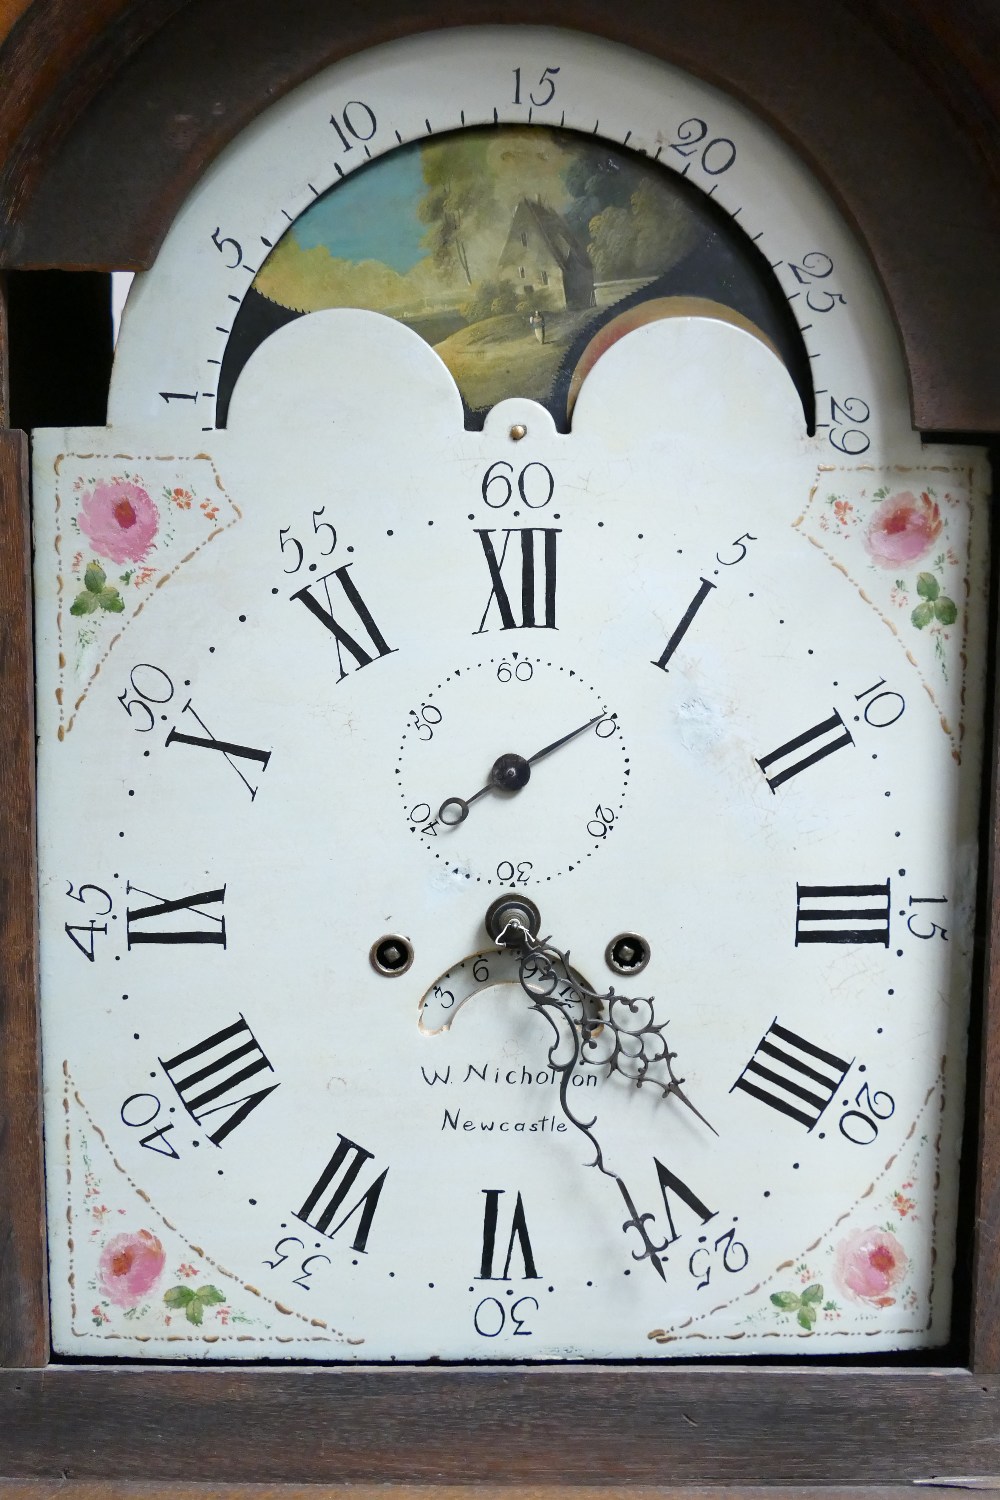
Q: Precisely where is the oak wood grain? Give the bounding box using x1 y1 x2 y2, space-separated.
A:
0 428 47 1367
1 1367 999 1483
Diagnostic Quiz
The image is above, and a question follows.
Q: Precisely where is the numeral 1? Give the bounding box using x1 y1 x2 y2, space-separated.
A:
474 528 559 632
731 1019 853 1129
478 1189 539 1279
290 563 397 681
795 881 890 946
651 577 716 671
295 1135 388 1253
126 883 226 948
160 1015 278 1145
165 700 271 800
756 710 854 791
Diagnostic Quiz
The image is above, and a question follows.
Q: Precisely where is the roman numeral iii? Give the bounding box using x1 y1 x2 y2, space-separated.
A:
731 1019 853 1129
295 1135 388 1253
160 1014 278 1145
474 527 559 632
291 563 396 680
795 881 890 946
478 1189 540 1279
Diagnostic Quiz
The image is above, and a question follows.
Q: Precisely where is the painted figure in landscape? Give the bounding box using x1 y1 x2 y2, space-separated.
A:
219 126 808 429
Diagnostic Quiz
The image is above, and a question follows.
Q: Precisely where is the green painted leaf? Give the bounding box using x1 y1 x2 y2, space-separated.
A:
163 1285 195 1308
916 572 939 601
770 1291 801 1311
797 1303 818 1329
911 600 934 630
84 562 106 594
195 1284 226 1307
801 1283 824 1305
186 1298 205 1325
70 590 99 616
934 596 958 626
98 587 125 613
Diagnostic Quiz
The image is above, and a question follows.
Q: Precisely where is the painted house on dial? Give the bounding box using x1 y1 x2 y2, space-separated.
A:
495 199 595 310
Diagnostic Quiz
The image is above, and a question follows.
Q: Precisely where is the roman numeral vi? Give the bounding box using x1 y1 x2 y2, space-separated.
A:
478 1189 540 1279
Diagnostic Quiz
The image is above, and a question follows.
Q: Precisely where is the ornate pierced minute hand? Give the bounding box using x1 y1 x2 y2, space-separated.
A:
492 913 716 1281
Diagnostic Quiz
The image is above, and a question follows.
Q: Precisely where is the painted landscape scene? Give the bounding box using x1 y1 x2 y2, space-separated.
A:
219 126 807 429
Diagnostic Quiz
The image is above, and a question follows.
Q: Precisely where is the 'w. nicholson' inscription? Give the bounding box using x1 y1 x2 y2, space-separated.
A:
420 1061 598 1089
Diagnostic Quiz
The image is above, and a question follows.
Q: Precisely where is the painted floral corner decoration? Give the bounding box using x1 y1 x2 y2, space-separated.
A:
87 1219 252 1333
759 1166 922 1338
794 466 981 753
49 454 239 736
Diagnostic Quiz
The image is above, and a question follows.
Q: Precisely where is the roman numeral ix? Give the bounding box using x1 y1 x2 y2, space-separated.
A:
126 882 226 948
291 563 396 681
474 527 559 633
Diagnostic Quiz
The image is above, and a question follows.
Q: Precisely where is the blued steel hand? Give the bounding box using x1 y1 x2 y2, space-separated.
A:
438 713 604 825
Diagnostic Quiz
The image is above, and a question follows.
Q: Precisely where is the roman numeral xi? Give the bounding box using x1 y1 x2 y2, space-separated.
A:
291 563 396 681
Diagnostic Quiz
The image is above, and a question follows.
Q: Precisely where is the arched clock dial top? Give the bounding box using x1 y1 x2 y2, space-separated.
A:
32 28 987 1362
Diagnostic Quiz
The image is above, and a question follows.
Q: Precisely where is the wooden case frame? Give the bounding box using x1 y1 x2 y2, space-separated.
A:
1 0 1000 1487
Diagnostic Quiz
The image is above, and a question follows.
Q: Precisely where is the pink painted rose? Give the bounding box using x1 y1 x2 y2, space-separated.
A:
834 1227 908 1307
77 479 159 564
97 1229 166 1307
864 490 942 567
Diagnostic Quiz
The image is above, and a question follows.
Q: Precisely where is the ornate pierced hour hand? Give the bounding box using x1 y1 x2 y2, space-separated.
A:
491 909 716 1279
438 713 604 825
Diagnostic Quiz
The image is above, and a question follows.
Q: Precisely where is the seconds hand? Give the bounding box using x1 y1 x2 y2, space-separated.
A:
438 712 605 825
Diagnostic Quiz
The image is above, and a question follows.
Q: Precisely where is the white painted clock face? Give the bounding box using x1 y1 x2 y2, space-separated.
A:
32 26 988 1360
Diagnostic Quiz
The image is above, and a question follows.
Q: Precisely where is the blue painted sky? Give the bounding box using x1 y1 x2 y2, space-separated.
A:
293 145 428 272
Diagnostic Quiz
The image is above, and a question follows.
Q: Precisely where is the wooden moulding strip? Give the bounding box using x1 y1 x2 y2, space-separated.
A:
0 426 47 1367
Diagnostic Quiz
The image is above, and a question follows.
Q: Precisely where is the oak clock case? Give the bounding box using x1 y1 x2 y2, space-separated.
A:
29 27 987 1363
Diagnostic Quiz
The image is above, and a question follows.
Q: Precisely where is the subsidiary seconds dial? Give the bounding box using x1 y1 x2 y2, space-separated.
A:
397 657 627 885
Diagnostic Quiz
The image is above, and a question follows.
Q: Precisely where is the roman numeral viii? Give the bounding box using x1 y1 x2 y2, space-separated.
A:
295 1135 388 1253
160 1014 278 1145
795 880 890 946
291 564 396 680
731 1019 853 1130
478 1189 539 1279
474 528 559 633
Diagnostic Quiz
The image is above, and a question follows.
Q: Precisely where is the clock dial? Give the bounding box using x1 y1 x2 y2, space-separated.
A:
32 27 988 1361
